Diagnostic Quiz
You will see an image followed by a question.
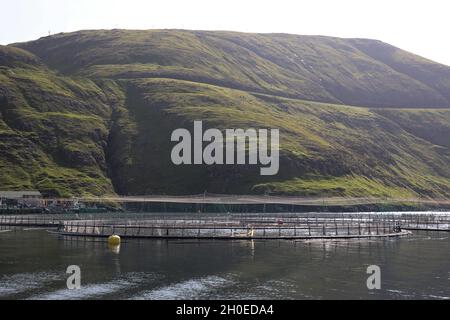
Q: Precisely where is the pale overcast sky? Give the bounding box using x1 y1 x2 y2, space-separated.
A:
1 0 449 66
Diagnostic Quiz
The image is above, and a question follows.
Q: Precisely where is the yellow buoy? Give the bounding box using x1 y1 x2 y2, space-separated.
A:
108 235 121 246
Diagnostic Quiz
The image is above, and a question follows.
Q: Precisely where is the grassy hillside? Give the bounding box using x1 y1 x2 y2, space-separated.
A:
14 30 450 108
1 30 450 199
0 46 115 196
109 78 450 197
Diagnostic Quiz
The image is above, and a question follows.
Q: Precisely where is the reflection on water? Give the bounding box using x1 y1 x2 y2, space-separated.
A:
108 244 121 255
0 228 449 300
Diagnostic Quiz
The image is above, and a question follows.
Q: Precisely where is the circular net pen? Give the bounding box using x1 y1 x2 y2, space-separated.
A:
55 214 412 240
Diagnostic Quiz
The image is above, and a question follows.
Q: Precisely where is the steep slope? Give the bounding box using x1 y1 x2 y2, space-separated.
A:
1 30 450 199
349 39 450 104
108 78 450 198
0 45 116 196
13 30 450 108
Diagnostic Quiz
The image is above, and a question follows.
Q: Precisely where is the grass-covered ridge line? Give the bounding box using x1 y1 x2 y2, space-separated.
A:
13 29 450 108
1 30 450 199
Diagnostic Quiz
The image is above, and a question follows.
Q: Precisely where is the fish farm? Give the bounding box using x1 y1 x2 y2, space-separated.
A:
1 212 449 240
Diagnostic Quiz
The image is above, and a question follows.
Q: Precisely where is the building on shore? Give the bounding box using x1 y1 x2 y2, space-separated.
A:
0 191 43 208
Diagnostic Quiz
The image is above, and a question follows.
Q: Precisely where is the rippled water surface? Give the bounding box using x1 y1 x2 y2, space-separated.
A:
0 226 449 300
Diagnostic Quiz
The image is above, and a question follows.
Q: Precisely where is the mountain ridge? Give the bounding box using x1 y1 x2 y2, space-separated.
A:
12 29 450 108
1 30 450 198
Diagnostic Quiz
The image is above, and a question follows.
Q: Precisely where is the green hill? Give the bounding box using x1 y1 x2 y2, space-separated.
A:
1 30 449 199
0 46 116 196
14 30 450 108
